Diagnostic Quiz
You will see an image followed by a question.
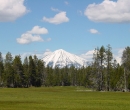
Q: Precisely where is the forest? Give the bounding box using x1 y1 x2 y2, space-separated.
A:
0 45 130 92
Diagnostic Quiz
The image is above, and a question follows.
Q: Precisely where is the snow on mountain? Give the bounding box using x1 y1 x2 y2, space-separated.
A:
42 49 88 68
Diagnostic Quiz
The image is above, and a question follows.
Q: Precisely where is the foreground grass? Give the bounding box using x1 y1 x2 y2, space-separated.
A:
0 87 130 110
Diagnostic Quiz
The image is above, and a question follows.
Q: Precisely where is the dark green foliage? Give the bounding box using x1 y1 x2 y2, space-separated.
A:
122 46 130 91
36 59 45 87
45 65 53 86
23 57 30 87
13 55 23 87
0 45 130 91
28 56 35 86
4 52 14 87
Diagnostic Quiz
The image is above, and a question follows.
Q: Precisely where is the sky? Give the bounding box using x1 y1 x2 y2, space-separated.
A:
0 0 130 64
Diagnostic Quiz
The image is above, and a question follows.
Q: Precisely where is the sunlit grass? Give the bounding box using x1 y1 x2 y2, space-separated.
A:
0 87 130 110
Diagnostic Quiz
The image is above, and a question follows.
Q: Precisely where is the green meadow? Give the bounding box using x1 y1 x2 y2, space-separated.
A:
0 87 130 110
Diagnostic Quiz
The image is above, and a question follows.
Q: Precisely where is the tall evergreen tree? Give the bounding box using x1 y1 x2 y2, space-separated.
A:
93 47 102 91
29 55 36 86
36 59 45 87
13 55 23 87
105 44 113 91
99 46 106 90
53 66 61 86
62 66 70 86
122 46 130 91
93 46 106 90
4 52 14 87
45 65 53 86
23 57 29 87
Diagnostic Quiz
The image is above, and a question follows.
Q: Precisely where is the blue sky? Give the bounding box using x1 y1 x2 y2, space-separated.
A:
0 0 130 63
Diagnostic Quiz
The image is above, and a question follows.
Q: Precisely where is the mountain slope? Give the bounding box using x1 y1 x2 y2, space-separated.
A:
42 49 87 68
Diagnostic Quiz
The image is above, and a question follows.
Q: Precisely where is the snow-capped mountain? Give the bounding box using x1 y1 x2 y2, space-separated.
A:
42 49 88 68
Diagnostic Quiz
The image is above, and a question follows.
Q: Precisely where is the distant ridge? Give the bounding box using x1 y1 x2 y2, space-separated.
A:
42 49 88 68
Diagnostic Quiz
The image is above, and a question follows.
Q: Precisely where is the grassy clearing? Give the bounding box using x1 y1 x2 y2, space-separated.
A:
0 87 130 110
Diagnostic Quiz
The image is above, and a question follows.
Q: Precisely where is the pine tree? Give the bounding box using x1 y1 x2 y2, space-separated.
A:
45 65 53 86
13 55 23 87
69 65 76 86
23 57 29 87
93 47 102 91
4 52 14 87
53 66 61 86
36 59 45 87
122 46 130 91
105 44 113 91
29 55 36 86
62 66 70 86
98 46 106 90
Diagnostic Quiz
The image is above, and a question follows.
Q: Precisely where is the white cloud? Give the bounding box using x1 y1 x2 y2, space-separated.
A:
89 29 99 34
0 0 28 22
43 49 52 57
28 26 48 35
64 1 69 5
51 7 61 12
17 33 44 44
80 50 94 61
114 48 124 64
84 0 130 23
43 11 69 24
20 49 52 61
17 26 49 44
20 52 43 61
80 48 124 64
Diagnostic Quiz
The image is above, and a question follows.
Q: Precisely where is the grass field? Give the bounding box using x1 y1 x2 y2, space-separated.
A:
0 86 130 110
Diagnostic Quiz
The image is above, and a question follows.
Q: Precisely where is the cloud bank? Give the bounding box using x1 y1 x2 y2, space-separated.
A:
80 49 124 64
80 50 94 61
17 26 48 44
0 0 28 22
85 0 130 23
20 49 52 61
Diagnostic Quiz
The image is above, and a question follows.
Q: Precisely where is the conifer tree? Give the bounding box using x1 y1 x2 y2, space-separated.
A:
29 55 36 86
4 52 14 87
122 46 130 91
23 57 29 87
36 59 45 87
105 44 113 91
13 55 23 87
93 47 101 91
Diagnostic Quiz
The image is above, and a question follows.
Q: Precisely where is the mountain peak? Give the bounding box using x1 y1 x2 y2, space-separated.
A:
56 49 64 51
54 49 69 54
42 49 87 68
54 49 65 53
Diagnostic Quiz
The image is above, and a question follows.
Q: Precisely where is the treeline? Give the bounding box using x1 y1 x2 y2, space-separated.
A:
0 45 130 91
